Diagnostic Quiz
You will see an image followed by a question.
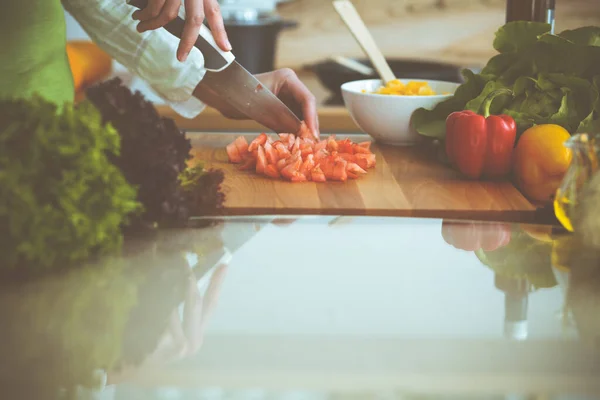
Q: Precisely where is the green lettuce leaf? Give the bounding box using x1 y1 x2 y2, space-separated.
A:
492 21 552 53
411 69 487 139
558 26 600 47
464 80 511 114
480 53 518 80
549 89 581 132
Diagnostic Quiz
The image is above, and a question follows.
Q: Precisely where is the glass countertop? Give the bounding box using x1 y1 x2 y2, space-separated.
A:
1 216 599 400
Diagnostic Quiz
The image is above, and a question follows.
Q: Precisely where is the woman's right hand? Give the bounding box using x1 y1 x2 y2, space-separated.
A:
132 0 231 62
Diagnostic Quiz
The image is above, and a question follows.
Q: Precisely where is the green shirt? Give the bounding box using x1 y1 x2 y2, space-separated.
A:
0 0 74 105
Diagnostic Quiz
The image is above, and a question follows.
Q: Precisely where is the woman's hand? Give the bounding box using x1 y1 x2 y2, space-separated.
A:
194 68 320 138
132 0 231 62
256 69 319 138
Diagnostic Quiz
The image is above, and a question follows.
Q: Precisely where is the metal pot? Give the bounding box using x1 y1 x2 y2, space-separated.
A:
221 6 297 74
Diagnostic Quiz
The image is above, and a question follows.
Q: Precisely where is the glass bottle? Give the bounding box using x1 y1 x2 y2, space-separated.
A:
554 133 600 232
506 0 555 33
495 275 531 341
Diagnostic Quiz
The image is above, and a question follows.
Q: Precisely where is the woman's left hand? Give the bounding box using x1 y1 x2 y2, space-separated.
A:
194 68 320 138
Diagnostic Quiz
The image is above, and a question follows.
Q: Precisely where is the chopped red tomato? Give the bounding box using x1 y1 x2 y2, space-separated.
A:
256 145 267 175
225 126 376 183
248 133 268 152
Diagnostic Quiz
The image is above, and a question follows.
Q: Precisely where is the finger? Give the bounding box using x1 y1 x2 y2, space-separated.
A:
136 0 181 32
279 69 319 138
202 264 228 318
182 274 204 353
149 310 188 364
204 0 231 51
132 0 166 21
178 0 205 62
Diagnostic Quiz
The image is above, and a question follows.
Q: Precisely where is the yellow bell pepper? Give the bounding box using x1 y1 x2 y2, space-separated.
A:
513 124 572 203
519 223 553 243
66 41 113 98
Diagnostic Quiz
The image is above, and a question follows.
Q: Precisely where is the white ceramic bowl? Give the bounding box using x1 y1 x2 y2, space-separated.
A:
341 79 459 146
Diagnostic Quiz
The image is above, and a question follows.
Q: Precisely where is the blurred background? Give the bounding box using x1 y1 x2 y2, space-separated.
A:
63 0 600 119
65 0 600 69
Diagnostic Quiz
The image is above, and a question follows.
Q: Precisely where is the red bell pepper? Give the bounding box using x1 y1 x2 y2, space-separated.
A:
445 89 517 180
441 220 512 252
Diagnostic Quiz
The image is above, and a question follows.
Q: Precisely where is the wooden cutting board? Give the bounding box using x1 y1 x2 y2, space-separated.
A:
189 133 536 222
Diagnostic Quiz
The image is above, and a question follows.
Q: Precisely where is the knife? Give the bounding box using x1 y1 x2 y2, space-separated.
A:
127 0 302 134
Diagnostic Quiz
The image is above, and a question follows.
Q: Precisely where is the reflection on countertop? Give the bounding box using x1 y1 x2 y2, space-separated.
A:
1 217 599 399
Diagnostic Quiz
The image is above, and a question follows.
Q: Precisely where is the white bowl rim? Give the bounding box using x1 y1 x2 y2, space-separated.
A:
341 78 460 99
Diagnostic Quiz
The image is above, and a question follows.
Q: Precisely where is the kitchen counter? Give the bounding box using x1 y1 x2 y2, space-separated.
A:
1 216 599 399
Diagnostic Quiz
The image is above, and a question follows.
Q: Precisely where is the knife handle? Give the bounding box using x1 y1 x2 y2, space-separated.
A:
127 0 235 72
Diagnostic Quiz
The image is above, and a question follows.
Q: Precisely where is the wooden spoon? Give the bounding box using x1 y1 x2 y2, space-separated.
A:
332 0 396 84
330 55 375 76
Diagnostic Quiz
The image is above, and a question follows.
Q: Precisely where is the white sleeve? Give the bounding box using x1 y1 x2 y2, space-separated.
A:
62 0 206 119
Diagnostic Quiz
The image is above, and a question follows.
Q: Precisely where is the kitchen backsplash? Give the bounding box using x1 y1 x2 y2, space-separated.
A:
65 0 600 70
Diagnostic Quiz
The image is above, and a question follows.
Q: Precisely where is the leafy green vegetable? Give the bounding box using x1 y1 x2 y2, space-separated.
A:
0 257 139 395
492 21 552 53
475 227 557 290
464 80 511 115
85 78 225 229
558 26 600 46
0 219 228 396
0 96 141 273
412 22 600 140
411 69 487 139
178 162 208 191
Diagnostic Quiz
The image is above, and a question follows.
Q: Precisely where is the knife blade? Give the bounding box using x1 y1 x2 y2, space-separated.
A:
127 0 303 134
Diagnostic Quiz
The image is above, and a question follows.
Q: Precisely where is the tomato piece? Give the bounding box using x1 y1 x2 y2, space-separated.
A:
296 121 315 140
314 140 327 153
353 144 372 154
300 154 315 177
319 157 335 179
274 141 291 159
276 158 287 171
365 153 376 167
358 141 371 150
293 137 302 153
302 137 315 147
281 157 302 181
264 164 281 179
256 145 268 175
347 162 367 175
326 135 338 152
248 133 268 152
234 136 249 155
264 141 279 165
310 165 327 182
337 138 354 154
332 159 348 182
314 149 329 162
226 142 242 163
338 153 355 163
287 136 296 151
300 144 313 158
355 153 376 169
290 173 308 182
